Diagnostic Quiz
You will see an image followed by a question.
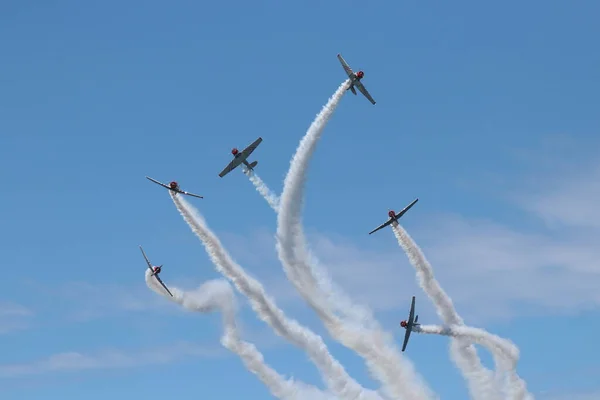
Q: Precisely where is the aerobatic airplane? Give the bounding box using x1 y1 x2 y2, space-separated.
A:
139 245 173 297
400 296 420 352
368 198 419 235
145 177 204 199
337 53 376 105
218 137 263 178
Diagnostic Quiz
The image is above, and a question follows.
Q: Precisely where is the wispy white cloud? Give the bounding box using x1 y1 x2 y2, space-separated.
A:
333 151 600 321
538 389 600 400
0 302 32 317
415 214 600 321
0 302 33 334
27 280 194 322
56 281 173 320
0 341 223 378
516 162 600 230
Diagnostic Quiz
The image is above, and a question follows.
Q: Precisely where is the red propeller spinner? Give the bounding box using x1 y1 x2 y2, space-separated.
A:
400 320 407 328
388 210 396 218
169 181 178 189
356 70 365 79
231 148 239 155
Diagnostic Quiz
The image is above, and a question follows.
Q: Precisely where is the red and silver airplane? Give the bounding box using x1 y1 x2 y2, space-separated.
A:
145 177 204 199
400 296 420 352
139 245 173 297
218 137 263 178
337 53 376 105
368 198 419 235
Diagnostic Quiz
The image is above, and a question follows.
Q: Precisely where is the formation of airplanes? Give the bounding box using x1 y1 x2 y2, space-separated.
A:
142 54 426 351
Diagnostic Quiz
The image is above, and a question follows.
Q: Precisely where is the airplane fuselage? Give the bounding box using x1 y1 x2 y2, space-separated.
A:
401 324 420 332
232 153 251 167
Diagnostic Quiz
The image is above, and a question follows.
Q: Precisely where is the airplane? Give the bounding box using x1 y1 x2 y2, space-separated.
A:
145 177 204 199
337 53 376 105
139 245 173 297
400 296 420 352
218 137 263 178
368 198 419 235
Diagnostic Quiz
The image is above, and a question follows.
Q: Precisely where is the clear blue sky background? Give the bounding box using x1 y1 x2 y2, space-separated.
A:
1 1 599 399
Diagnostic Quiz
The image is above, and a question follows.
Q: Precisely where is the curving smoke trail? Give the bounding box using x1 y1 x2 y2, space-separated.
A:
391 222 531 400
144 270 336 400
169 192 382 400
390 222 497 398
272 80 434 400
414 324 532 400
414 324 518 364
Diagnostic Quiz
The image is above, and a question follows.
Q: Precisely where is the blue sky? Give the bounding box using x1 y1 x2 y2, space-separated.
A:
1 0 599 399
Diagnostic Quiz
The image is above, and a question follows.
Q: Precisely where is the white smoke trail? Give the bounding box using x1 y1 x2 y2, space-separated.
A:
391 222 496 398
144 270 335 400
414 324 518 366
243 169 280 211
274 80 434 400
391 222 531 400
169 192 382 400
415 324 532 400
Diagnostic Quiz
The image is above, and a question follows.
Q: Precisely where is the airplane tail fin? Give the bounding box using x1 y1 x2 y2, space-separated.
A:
414 315 419 323
249 161 258 169
350 85 357 95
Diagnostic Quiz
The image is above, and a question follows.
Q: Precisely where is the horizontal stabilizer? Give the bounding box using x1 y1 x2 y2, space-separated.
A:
249 161 258 169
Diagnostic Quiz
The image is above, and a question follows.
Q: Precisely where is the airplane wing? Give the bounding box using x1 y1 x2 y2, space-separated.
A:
178 190 203 199
402 296 416 352
401 325 412 352
218 157 244 178
408 296 416 324
354 80 376 105
154 274 174 297
395 198 419 219
368 218 394 235
139 245 154 272
337 53 354 78
145 176 170 190
240 137 262 160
